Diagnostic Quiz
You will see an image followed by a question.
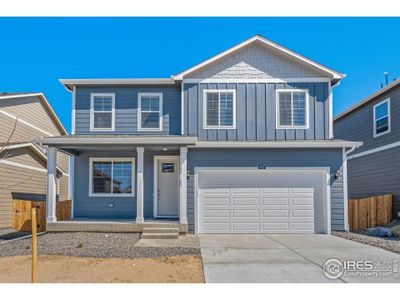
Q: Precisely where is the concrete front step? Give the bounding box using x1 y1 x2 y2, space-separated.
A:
142 227 179 234
141 232 179 239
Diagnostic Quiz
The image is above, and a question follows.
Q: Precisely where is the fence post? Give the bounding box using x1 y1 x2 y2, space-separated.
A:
31 207 37 283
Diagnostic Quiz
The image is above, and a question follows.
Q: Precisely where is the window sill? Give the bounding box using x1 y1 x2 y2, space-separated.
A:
203 126 236 130
89 193 135 198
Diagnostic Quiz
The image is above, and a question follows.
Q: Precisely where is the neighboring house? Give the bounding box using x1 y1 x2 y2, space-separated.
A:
334 79 400 219
38 35 360 234
0 93 69 229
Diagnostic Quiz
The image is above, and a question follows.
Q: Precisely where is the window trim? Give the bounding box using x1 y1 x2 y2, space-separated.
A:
373 98 391 138
203 89 237 129
90 93 115 132
89 157 135 197
137 92 163 131
276 89 310 129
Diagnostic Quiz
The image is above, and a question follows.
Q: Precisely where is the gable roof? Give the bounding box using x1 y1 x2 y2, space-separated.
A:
173 35 345 84
0 93 67 135
334 78 400 121
1 142 65 176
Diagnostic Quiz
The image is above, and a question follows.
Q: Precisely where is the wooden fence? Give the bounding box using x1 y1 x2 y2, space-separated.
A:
12 200 71 232
348 194 392 231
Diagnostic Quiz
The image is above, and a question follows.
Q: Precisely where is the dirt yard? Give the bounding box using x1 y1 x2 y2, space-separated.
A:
0 254 204 283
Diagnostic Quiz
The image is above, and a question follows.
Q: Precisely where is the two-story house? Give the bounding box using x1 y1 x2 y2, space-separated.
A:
334 78 400 220
0 93 69 229
38 35 361 235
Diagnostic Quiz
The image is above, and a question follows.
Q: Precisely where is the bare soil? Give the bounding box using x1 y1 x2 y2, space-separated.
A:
0 254 204 283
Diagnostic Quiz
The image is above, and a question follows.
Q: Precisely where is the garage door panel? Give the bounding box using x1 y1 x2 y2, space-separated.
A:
232 209 260 218
203 209 230 218
232 222 260 231
199 171 324 234
202 197 230 206
262 209 289 217
262 197 289 205
232 197 259 206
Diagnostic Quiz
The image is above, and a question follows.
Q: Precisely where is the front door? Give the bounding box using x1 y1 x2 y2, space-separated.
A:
156 157 179 217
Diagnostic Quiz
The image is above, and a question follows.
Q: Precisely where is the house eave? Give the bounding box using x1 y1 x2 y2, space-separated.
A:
60 78 177 91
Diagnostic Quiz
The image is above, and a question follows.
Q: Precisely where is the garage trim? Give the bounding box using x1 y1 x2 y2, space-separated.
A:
194 167 331 234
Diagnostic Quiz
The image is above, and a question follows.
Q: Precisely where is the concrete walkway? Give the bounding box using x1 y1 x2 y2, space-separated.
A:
199 234 400 283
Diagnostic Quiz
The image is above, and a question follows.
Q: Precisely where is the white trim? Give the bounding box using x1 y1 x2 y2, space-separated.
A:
348 140 400 160
0 93 67 135
70 156 74 218
0 159 47 173
276 89 309 129
194 167 331 234
71 86 76 135
181 83 185 135
90 93 115 132
60 78 175 91
137 92 163 132
328 82 333 139
174 35 344 80
373 98 391 138
153 155 180 218
0 109 54 136
136 147 144 223
335 78 400 121
190 140 362 149
203 89 237 129
88 157 135 197
182 77 331 84
179 147 188 224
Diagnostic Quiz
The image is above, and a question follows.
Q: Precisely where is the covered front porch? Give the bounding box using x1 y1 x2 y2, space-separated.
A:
38 135 197 233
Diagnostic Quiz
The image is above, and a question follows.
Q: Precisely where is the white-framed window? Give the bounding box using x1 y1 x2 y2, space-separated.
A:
90 93 115 131
203 89 236 129
138 93 163 131
89 158 135 197
276 89 309 129
373 98 391 137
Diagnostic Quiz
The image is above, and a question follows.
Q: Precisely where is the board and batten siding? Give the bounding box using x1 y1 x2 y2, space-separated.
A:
74 86 181 135
183 82 330 141
186 148 345 232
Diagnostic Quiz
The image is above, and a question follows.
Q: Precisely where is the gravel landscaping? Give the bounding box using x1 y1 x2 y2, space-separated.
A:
0 232 200 258
333 231 400 254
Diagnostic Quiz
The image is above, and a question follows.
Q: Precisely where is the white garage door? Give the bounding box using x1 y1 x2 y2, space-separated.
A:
197 170 327 234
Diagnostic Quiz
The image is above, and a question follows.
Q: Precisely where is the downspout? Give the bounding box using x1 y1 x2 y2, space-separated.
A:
342 146 357 232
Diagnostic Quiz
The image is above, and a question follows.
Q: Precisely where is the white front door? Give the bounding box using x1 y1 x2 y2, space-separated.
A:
156 157 179 217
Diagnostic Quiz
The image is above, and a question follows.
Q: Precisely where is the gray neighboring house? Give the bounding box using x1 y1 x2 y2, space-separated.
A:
334 79 400 218
0 93 70 228
38 35 360 234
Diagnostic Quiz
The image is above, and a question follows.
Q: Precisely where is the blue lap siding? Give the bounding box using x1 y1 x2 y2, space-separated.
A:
74 86 181 135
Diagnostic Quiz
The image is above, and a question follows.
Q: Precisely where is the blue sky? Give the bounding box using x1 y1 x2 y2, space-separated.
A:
1 17 399 133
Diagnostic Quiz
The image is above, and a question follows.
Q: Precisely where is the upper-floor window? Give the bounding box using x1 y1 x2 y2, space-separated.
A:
90 93 115 131
203 90 236 129
138 93 163 131
276 89 309 129
373 98 390 137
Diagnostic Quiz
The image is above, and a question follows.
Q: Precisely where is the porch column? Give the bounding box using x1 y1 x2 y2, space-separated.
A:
179 147 188 224
136 147 144 223
46 146 57 223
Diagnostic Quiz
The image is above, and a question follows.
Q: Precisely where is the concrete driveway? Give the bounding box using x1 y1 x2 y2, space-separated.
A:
199 234 400 283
